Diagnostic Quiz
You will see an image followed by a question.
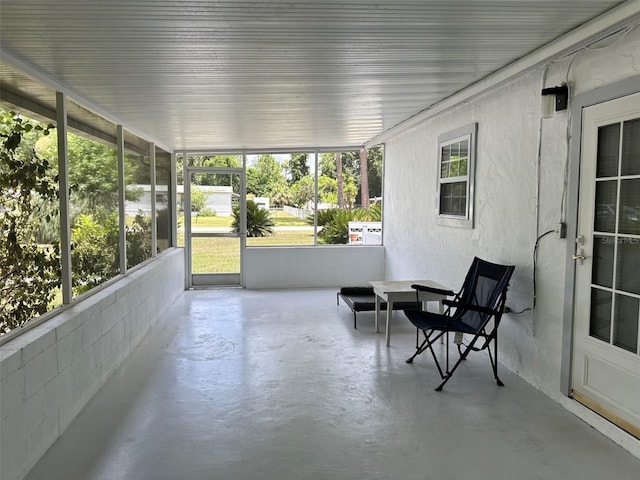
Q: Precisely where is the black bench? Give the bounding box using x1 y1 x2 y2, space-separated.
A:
337 286 419 329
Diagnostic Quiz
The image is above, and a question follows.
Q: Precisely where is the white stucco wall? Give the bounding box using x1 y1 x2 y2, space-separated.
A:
382 27 640 403
0 249 185 480
244 246 385 289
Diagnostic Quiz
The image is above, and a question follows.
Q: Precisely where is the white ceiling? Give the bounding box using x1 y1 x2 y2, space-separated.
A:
0 1 635 151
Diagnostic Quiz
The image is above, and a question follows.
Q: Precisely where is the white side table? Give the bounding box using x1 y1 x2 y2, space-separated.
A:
369 280 450 346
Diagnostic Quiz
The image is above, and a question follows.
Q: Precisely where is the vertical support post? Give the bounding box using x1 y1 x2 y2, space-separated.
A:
170 151 178 249
116 125 126 274
150 143 157 257
240 154 247 287
183 152 191 288
313 150 319 246
56 92 72 304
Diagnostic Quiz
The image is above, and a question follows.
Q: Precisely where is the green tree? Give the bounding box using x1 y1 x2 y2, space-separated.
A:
38 132 143 215
1 110 61 332
359 148 370 208
289 176 314 208
319 153 337 178
269 181 292 207
336 152 345 208
343 175 358 209
125 212 152 269
246 154 284 197
365 146 383 203
286 153 309 185
190 188 207 214
70 213 119 294
183 155 242 189
318 175 337 205
38 124 158 296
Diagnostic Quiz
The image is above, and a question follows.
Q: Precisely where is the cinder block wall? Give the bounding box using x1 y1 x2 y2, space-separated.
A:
0 248 185 480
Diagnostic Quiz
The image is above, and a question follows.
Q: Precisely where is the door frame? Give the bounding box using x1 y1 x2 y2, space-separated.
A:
184 165 246 288
561 75 640 396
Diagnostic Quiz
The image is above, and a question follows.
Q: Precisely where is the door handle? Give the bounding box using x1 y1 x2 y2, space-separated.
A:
572 248 586 264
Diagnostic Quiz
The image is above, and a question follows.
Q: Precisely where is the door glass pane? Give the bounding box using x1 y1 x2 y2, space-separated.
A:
619 178 640 235
613 294 639 353
592 235 615 288
596 123 620 178
621 118 640 176
190 172 238 232
594 181 617 233
616 238 640 295
191 237 240 274
590 288 612 343
188 167 242 280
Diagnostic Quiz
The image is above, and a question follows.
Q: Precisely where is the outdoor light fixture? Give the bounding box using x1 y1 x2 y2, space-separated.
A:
541 84 569 118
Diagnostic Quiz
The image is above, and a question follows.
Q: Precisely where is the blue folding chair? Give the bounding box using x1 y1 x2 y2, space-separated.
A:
404 257 515 391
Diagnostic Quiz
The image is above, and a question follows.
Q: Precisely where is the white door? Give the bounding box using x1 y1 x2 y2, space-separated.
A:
572 92 640 438
185 167 245 287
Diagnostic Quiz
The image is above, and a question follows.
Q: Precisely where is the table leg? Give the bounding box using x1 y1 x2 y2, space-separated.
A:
374 295 381 333
385 299 393 346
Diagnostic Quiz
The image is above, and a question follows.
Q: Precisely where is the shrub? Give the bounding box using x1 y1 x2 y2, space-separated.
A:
232 199 274 237
126 211 152 268
0 111 60 332
316 204 382 244
71 213 119 294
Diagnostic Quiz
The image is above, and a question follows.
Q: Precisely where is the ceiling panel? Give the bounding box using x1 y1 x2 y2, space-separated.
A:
0 1 631 150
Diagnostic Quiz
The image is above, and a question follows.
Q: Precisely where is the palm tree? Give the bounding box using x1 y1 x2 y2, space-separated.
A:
231 199 274 237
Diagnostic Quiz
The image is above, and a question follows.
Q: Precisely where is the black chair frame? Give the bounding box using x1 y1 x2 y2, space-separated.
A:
404 257 515 391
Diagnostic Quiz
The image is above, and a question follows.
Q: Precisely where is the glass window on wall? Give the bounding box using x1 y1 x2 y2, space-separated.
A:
124 131 152 267
155 146 172 253
1 104 60 334
66 100 120 296
246 152 316 247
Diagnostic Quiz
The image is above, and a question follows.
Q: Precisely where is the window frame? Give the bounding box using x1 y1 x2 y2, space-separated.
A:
436 123 477 229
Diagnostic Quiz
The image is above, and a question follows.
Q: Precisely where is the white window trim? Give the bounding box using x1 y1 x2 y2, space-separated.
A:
436 123 477 229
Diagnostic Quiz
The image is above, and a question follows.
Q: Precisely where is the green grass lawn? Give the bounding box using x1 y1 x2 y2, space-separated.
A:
180 228 316 272
184 209 309 228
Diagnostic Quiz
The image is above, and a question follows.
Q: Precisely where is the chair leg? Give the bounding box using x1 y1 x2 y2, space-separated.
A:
353 311 357 329
435 331 503 391
435 333 482 391
406 330 446 379
406 334 428 364
488 332 503 386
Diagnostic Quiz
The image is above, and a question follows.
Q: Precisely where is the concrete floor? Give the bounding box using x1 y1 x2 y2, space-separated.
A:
24 288 640 480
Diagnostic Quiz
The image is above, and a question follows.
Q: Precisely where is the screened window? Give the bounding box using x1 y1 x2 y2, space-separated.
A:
0 64 176 340
155 147 172 253
437 124 476 228
124 131 152 268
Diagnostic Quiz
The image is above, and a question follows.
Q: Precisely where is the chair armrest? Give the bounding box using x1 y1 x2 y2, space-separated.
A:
442 299 498 316
411 284 455 297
